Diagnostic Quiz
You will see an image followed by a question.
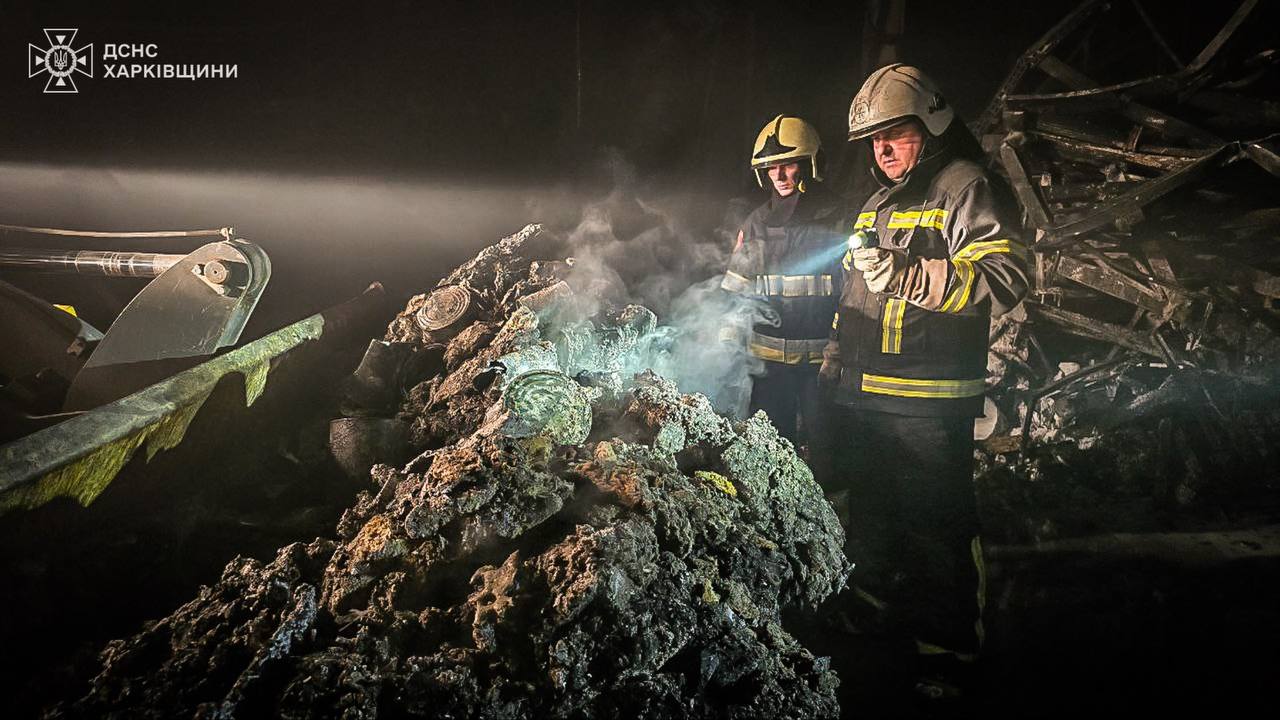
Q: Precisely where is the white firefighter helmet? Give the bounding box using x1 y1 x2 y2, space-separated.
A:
750 115 822 187
848 64 954 140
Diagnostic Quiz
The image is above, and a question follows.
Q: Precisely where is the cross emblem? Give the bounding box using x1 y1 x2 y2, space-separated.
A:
29 29 94 94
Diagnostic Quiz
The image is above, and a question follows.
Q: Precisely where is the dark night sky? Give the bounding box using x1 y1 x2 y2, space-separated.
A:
0 0 1248 329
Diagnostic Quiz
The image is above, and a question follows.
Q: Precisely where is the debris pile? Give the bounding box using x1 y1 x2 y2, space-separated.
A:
56 224 850 719
975 0 1280 541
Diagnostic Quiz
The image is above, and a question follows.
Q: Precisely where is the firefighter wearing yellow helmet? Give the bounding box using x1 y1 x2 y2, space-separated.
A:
721 115 846 484
822 65 1029 682
749 114 823 188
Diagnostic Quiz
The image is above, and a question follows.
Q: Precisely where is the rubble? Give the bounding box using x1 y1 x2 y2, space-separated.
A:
976 0 1280 542
54 225 850 719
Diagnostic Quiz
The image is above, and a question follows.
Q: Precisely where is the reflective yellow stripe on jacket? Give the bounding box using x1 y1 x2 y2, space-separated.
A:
880 298 906 354
885 208 948 230
861 372 985 399
939 239 1027 313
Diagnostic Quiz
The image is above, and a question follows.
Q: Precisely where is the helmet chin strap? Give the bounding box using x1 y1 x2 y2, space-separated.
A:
917 133 941 164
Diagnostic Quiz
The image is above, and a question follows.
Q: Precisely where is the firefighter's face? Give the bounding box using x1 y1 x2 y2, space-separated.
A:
871 120 925 181
767 162 801 197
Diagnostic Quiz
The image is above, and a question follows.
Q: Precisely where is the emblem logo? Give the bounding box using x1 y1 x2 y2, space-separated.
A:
29 29 94 93
852 99 870 124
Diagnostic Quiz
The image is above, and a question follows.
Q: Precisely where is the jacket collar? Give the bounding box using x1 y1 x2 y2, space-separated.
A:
764 182 832 226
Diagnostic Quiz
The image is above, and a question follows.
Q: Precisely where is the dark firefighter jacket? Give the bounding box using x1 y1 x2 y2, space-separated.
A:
825 147 1029 417
722 183 846 365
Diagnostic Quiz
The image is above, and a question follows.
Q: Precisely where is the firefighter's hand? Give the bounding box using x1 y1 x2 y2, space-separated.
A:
717 326 743 345
851 247 907 295
818 358 841 387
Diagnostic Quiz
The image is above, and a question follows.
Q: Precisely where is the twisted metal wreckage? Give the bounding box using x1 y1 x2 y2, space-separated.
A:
973 0 1280 549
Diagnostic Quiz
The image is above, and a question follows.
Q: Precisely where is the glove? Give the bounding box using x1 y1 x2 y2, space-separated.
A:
818 358 841 387
717 326 744 345
851 247 908 295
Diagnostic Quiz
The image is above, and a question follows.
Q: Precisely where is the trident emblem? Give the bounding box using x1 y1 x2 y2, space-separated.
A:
29 29 94 94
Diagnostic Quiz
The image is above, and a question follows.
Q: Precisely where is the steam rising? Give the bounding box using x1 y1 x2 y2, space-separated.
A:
0 157 777 416
544 156 775 418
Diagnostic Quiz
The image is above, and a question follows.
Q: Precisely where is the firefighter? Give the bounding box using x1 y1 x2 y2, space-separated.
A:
821 64 1029 685
722 115 846 482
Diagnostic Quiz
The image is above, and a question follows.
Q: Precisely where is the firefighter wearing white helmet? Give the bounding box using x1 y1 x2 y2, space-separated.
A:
722 115 846 484
822 64 1030 678
847 63 956 140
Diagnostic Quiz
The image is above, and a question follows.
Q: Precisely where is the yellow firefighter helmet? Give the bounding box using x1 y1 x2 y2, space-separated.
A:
750 115 822 187
848 64 955 140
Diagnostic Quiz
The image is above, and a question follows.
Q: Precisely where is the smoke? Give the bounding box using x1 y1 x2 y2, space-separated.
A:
541 151 773 417
0 161 594 333
0 155 777 417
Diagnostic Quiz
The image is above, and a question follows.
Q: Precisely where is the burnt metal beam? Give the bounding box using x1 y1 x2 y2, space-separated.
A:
1180 0 1260 80
1242 139 1280 179
1036 55 1220 147
1029 302 1164 358
1017 355 1130 451
1041 143 1238 246
1052 254 1173 316
977 0 1109 136
1025 130 1197 172
999 140 1054 230
1129 0 1182 68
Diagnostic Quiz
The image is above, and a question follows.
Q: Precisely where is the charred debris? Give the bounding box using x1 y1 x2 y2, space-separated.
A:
974 0 1280 545
55 224 850 719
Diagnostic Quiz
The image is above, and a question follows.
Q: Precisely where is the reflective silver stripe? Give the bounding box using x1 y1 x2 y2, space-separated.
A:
748 333 828 364
887 210 922 229
753 274 833 297
717 326 742 343
721 270 752 293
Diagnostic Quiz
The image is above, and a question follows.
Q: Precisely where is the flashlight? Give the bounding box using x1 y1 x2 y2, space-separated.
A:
847 227 880 251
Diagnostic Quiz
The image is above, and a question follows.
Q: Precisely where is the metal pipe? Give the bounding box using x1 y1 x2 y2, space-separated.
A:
0 248 184 278
0 223 232 239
